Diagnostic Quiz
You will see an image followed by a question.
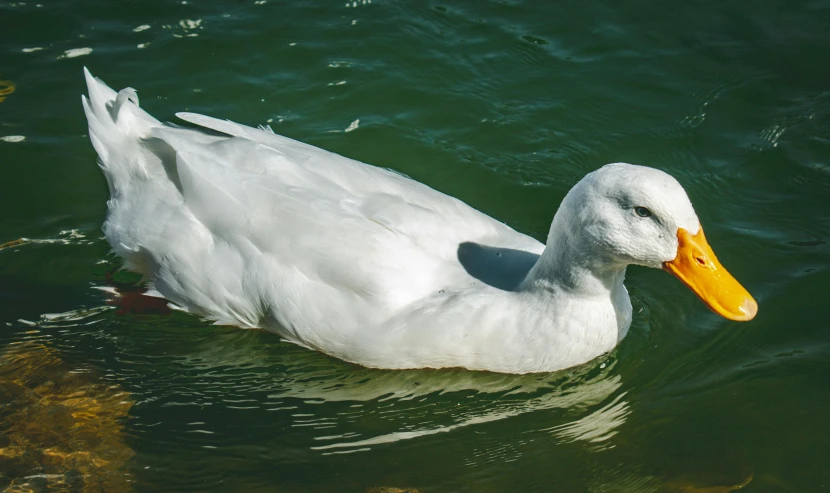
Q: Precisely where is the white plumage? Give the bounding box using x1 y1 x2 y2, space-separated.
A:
82 68 743 374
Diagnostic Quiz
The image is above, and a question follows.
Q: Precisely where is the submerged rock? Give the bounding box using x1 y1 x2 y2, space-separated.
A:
0 78 14 103
0 341 135 492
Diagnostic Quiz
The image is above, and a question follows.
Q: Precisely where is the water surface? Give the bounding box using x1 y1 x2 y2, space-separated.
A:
1 0 829 491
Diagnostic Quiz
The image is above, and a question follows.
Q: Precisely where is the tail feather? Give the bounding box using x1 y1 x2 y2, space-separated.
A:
82 67 117 118
82 67 166 194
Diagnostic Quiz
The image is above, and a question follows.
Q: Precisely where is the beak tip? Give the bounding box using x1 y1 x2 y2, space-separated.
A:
723 297 757 321
738 297 758 321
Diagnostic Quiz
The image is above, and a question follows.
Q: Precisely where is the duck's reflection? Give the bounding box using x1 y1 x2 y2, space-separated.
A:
542 392 631 451
38 302 632 457
589 466 754 492
175 322 632 454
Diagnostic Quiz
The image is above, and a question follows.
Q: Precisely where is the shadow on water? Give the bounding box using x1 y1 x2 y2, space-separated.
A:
457 241 539 290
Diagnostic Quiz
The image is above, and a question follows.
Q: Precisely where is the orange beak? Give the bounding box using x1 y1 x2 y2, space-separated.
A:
663 227 757 321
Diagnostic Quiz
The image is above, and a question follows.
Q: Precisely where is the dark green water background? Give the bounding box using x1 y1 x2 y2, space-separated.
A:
2 0 830 491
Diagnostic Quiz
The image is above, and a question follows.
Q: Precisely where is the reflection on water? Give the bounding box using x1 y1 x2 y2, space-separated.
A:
590 467 753 492
138 307 629 454
543 392 631 451
0 340 134 492
36 300 630 457
305 370 625 454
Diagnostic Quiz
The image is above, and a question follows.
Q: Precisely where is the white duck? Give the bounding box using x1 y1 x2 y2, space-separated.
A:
81 69 757 374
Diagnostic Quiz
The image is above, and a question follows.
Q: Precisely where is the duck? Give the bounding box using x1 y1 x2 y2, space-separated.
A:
81 68 757 374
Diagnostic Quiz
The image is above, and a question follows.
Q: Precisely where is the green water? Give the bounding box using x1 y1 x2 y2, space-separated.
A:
1 0 829 490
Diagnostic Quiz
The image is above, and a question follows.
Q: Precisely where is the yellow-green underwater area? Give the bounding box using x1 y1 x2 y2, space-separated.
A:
0 341 134 493
0 79 15 103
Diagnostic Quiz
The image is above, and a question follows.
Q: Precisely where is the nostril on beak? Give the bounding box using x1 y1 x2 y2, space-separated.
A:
695 256 706 266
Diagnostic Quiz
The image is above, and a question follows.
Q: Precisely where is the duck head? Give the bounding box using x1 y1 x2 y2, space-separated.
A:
551 163 757 321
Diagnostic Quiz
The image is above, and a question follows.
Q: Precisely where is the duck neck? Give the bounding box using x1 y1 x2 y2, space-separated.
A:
518 219 627 299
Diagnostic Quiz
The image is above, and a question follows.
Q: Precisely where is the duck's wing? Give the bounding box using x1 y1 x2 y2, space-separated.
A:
168 113 510 249
149 116 533 331
175 111 472 213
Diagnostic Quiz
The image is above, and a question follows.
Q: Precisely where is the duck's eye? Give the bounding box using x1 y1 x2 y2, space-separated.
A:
634 206 652 218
